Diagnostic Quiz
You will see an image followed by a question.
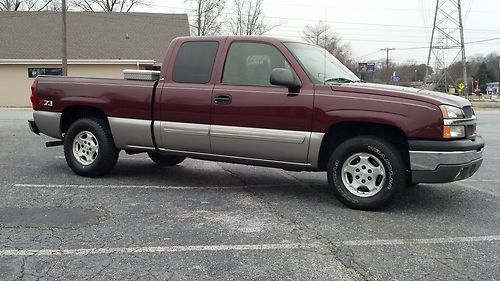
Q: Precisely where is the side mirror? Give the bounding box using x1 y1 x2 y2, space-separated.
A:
270 68 301 91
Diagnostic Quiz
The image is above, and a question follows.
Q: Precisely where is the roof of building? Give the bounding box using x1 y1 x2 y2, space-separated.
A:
0 11 190 63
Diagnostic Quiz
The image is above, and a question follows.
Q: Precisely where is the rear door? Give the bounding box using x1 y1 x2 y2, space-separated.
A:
210 40 314 163
155 39 222 153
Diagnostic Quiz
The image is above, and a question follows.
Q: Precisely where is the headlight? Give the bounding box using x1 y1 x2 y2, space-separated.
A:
439 105 465 119
439 105 466 139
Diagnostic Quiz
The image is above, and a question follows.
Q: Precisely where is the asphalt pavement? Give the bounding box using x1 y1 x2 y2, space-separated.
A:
0 109 499 280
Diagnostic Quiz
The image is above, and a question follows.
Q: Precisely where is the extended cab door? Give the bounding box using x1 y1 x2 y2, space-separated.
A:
210 40 314 163
155 39 222 153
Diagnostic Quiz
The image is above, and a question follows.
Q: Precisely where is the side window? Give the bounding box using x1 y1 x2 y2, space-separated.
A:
172 41 219 84
222 42 292 86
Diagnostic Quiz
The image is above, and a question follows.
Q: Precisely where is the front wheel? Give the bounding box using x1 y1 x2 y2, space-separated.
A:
64 118 119 177
327 136 406 210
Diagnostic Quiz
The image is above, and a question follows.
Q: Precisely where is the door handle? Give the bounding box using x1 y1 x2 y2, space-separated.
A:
214 94 232 105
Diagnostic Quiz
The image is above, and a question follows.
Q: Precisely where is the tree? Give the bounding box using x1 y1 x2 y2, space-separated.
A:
227 0 271 35
70 0 146 12
473 62 495 93
185 0 225 36
302 21 330 46
302 21 355 70
0 0 54 11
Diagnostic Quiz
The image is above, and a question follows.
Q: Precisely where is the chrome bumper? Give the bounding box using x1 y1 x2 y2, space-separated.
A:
409 148 483 171
409 137 484 183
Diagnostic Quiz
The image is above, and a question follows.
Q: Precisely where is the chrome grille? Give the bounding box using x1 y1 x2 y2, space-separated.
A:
463 106 474 118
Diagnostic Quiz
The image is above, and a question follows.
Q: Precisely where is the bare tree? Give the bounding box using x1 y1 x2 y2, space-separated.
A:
70 0 146 12
185 0 225 36
0 0 54 11
227 0 273 35
302 21 331 46
302 21 355 69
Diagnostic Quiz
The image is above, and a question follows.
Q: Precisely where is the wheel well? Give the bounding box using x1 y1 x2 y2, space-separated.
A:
60 106 108 134
317 122 409 171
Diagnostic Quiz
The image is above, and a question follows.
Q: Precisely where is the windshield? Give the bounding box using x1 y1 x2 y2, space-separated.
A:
284 42 360 84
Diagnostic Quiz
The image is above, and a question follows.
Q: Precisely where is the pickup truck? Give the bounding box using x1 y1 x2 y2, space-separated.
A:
28 36 484 210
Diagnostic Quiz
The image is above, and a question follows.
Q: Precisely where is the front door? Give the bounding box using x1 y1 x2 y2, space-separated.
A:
211 41 314 163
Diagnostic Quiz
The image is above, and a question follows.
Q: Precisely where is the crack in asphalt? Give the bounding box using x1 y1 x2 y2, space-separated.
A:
217 164 367 280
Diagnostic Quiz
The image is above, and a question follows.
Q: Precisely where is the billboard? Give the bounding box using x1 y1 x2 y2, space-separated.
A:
486 82 499 94
358 63 376 73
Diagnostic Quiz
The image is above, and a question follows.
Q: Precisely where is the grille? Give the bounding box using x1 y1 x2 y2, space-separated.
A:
463 106 474 118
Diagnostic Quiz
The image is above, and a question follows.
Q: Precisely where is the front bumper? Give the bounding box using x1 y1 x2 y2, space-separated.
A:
409 136 484 183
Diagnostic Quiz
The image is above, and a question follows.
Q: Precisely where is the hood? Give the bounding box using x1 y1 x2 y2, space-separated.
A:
332 82 471 108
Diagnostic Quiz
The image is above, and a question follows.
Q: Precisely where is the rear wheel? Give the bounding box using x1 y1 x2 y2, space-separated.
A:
327 136 406 210
147 152 186 166
64 118 118 177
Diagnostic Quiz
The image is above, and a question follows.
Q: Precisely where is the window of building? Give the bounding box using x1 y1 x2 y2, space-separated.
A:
222 42 292 86
28 68 62 78
172 41 219 84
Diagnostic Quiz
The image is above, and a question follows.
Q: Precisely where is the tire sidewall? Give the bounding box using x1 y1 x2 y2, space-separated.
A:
327 136 405 210
64 118 117 177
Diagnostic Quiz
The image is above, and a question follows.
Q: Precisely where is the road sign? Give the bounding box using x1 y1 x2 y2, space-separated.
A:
391 75 401 84
458 82 465 93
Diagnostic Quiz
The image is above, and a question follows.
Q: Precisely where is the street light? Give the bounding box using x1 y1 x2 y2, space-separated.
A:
414 69 417 84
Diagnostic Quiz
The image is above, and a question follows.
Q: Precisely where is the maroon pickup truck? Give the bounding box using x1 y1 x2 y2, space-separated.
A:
28 36 484 210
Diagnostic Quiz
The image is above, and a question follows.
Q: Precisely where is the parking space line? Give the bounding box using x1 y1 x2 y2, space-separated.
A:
55 156 148 160
0 243 315 257
2 235 499 257
13 183 297 191
338 235 500 246
455 181 500 197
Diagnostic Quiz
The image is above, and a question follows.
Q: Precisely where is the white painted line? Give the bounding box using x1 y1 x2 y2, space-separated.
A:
55 156 149 160
1 235 499 257
13 183 297 191
455 182 500 198
0 243 315 257
14 183 238 191
338 235 500 246
464 179 500 183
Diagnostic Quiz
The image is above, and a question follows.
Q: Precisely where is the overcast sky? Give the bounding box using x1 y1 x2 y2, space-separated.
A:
140 0 500 66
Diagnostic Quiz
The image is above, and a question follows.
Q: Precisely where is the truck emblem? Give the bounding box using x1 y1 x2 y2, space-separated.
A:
43 100 53 107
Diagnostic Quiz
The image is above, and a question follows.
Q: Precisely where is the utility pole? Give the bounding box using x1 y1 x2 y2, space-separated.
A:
61 0 68 76
425 0 468 95
381 48 395 84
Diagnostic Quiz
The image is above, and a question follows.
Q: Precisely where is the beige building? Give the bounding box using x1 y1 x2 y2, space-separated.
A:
0 12 189 107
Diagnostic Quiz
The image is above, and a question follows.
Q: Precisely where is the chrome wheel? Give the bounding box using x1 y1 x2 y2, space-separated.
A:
341 152 386 198
72 131 99 165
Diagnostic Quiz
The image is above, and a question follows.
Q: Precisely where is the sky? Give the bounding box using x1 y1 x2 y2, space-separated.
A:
138 0 500 67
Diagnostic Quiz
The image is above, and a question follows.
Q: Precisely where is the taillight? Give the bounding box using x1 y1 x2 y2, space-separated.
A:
30 80 38 109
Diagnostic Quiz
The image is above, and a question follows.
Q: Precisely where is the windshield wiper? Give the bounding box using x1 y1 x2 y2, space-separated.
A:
324 77 360 84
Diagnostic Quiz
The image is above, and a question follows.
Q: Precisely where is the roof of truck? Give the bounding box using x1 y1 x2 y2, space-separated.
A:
0 11 189 63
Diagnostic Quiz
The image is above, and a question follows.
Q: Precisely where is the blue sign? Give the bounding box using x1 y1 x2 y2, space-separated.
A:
391 75 401 83
358 63 376 73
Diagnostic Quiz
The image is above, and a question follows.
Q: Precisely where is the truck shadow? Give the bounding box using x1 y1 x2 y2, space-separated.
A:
103 160 478 213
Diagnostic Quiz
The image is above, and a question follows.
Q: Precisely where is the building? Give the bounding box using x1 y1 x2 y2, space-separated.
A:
0 11 189 106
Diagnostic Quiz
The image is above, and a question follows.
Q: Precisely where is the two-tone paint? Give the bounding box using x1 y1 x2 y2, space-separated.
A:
30 35 483 178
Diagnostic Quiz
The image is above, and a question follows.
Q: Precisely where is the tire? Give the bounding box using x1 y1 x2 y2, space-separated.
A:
147 152 186 166
64 118 119 177
327 136 406 210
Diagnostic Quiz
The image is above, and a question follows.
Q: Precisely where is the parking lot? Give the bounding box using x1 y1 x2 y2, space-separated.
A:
1 109 499 280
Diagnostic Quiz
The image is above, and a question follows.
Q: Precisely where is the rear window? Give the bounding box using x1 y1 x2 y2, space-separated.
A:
172 41 219 84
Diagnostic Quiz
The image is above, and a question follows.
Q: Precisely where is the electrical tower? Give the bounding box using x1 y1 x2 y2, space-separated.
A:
424 0 468 96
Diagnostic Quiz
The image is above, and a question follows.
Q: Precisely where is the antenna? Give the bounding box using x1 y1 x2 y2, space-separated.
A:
424 0 468 96
323 8 327 85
